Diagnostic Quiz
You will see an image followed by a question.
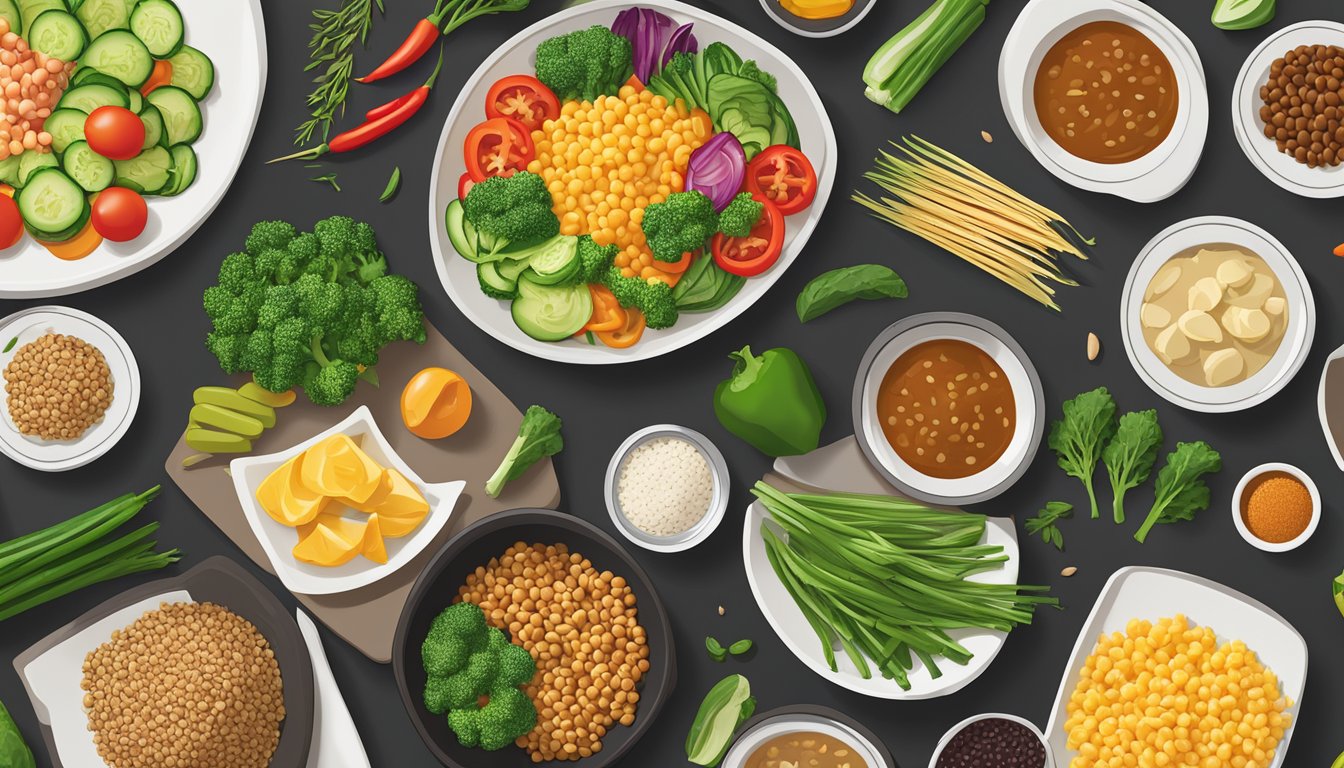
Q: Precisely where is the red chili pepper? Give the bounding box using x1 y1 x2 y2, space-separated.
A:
357 0 455 84
365 91 415 122
268 49 444 163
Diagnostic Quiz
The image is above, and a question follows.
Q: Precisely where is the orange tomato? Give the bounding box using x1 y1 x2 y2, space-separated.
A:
400 367 472 439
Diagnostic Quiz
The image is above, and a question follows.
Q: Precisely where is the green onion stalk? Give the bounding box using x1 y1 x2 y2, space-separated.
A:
862 0 990 114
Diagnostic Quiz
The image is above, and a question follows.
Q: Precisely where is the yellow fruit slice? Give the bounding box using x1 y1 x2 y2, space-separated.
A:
337 471 393 513
292 519 364 567
362 514 388 564
368 468 430 523
264 454 329 527
255 456 296 521
299 434 384 502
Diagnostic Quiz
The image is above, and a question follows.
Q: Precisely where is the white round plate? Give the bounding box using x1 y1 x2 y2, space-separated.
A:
1120 216 1315 413
0 0 267 299
1231 21 1344 198
428 0 836 364
0 306 140 471
743 500 1020 700
998 0 1207 202
757 0 877 39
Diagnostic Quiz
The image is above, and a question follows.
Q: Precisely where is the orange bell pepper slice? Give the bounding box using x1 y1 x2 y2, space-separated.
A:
141 60 173 96
650 249 694 274
597 308 646 348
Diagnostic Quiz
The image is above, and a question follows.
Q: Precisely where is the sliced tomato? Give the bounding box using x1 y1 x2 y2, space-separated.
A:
458 172 475 200
712 195 783 277
464 117 534 183
485 75 560 132
745 145 817 216
596 308 646 348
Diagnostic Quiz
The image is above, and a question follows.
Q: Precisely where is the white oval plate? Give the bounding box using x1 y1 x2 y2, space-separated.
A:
428 0 836 364
998 0 1207 202
0 306 140 471
230 406 465 596
1231 21 1344 197
1044 567 1305 768
742 499 1019 700
1120 216 1315 413
0 0 267 299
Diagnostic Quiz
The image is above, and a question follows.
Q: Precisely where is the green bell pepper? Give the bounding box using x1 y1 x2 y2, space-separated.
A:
713 345 826 457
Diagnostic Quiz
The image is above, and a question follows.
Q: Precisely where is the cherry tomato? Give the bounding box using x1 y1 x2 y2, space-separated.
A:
84 106 145 161
464 117 534 183
0 194 21 249
485 75 560 133
91 187 148 242
711 195 783 277
745 146 817 216
457 172 475 200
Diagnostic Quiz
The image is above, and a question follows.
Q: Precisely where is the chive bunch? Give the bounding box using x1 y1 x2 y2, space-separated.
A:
753 481 1057 690
0 487 179 621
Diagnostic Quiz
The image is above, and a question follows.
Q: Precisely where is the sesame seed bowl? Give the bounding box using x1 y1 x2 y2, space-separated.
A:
603 424 731 553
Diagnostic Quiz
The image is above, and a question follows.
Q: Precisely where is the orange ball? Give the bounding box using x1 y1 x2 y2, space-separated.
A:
400 367 472 439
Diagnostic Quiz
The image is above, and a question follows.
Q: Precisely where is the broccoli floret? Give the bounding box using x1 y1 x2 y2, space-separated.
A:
717 193 764 238
421 603 538 751
639 191 718 262
534 25 632 102
645 51 704 109
367 274 428 344
576 235 617 284
485 405 563 498
244 221 297 256
737 59 777 91
313 215 387 284
462 172 560 259
603 267 679 329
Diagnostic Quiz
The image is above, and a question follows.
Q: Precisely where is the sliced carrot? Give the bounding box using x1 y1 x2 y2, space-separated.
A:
578 284 625 332
141 60 173 96
597 308 646 348
650 249 694 274
38 221 103 261
625 74 644 92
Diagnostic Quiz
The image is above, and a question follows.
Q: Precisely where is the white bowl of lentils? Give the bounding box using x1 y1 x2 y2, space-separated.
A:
605 424 730 553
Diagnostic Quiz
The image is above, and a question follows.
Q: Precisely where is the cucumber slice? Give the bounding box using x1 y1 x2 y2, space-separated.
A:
166 45 212 99
17 150 58 185
0 0 22 34
71 68 122 88
444 199 475 260
145 85 198 144
510 274 593 342
111 143 169 193
75 0 129 40
129 0 180 57
18 167 87 234
525 236 580 285
43 107 85 153
137 102 163 149
18 0 64 32
0 155 21 187
62 140 113 191
126 85 141 112
477 261 517 299
499 256 531 281
159 142 193 196
57 82 128 112
27 9 85 59
81 29 153 87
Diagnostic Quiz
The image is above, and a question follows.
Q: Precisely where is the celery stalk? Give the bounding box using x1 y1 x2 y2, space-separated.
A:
863 0 988 114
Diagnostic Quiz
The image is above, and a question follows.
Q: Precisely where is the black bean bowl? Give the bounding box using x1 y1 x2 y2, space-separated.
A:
392 509 677 768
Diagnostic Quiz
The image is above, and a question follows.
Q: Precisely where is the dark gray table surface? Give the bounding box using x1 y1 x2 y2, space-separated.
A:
3 0 1342 766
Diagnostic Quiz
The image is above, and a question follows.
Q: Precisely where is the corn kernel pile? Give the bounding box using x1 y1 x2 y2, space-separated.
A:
526 85 711 283
1064 615 1291 768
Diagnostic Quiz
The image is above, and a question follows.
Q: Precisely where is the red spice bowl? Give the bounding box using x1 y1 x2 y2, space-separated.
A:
1232 462 1321 553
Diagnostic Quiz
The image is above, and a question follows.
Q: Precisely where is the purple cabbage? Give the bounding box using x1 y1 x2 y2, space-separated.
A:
612 7 698 82
686 132 746 211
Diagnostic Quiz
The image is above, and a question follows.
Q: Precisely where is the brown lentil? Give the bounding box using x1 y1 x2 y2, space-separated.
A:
1259 44 1344 168
1242 470 1313 543
456 542 651 763
4 332 113 440
80 602 286 768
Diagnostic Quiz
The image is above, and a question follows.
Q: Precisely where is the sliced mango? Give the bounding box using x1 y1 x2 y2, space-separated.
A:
338 470 393 512
366 468 430 536
276 453 329 526
299 434 383 503
255 455 295 520
362 515 388 564
292 518 365 567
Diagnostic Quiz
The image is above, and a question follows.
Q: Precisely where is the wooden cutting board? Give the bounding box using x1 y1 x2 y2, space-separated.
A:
164 320 561 663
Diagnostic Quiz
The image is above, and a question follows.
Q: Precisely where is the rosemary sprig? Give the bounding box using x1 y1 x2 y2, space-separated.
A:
295 0 384 147
1025 501 1073 551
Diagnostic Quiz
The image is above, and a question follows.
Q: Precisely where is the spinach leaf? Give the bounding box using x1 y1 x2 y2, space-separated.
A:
1102 409 1163 524
796 264 907 322
0 699 35 768
1135 441 1221 543
1047 387 1117 520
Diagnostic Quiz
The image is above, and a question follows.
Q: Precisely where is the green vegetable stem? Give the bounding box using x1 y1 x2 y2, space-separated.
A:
485 405 564 498
0 698 34 768
796 264 907 322
713 346 826 457
1048 387 1117 519
1102 410 1163 524
685 675 756 767
862 0 989 114
1134 441 1222 544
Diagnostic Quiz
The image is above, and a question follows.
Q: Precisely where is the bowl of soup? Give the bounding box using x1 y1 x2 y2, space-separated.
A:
852 313 1045 506
722 705 893 768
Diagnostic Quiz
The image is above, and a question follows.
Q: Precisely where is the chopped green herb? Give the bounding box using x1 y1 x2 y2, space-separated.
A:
585 331 596 345
310 173 341 192
1025 501 1073 551
2 336 15 353
380 166 402 203
728 639 753 656
1048 387 1117 519
706 635 726 662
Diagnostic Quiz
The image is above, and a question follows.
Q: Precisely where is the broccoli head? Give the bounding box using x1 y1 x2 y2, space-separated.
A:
602 267 679 329
639 190 719 262
717 192 764 238
421 603 538 751
462 172 560 259
485 405 563 498
314 215 387 284
244 220 297 257
534 25 632 102
576 235 617 284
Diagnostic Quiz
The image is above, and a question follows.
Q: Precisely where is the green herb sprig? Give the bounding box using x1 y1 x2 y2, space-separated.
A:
1134 442 1221 543
379 166 402 202
1025 501 1073 550
310 172 342 192
1102 409 1163 524
1048 387 1117 520
295 0 384 147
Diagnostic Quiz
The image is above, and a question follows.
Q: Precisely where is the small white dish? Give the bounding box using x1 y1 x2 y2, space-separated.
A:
1232 21 1344 198
604 424 729 553
757 0 877 38
0 306 140 472
742 498 1020 700
851 313 1044 506
1044 567 1306 768
929 713 1054 768
1230 463 1320 553
297 610 372 768
1119 216 1315 413
724 709 891 768
230 405 466 596
998 0 1208 202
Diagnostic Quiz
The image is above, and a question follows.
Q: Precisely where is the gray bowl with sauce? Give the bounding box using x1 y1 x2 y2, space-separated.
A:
723 704 896 768
604 424 730 553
